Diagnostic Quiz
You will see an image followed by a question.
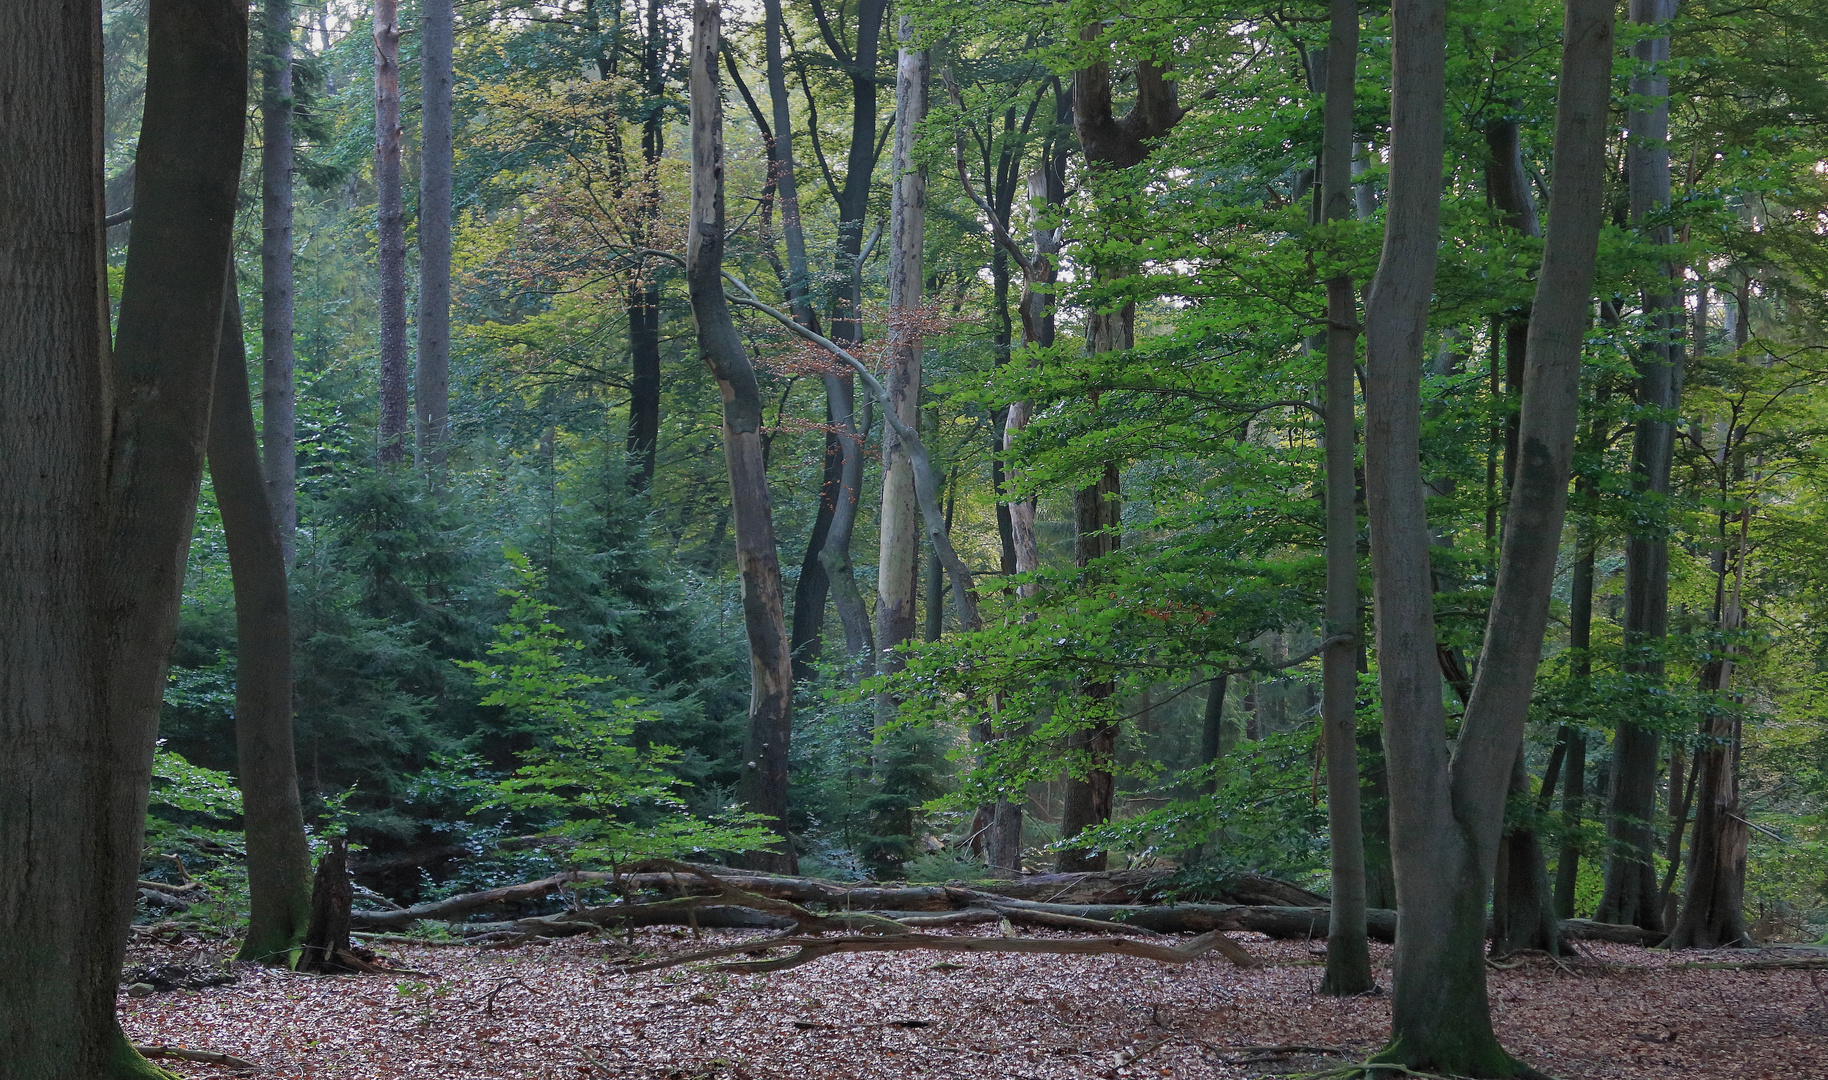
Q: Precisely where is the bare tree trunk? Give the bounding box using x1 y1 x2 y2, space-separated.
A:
1599 0 1684 933
1554 520 1595 919
261 0 298 559
374 0 410 465
1317 0 1372 996
690 0 796 873
1363 0 1611 1071
211 280 314 966
876 23 928 684
415 0 453 467
0 0 246 1071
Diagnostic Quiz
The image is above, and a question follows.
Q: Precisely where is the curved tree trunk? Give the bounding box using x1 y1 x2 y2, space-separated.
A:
1364 0 1612 1072
1599 0 1684 933
1317 0 1373 996
374 0 410 465
689 0 797 873
211 281 315 965
416 0 454 468
261 0 298 559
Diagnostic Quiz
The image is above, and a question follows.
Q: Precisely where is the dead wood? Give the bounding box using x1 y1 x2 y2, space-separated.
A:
134 1045 258 1070
350 870 617 930
1559 918 1664 946
299 838 355 972
622 926 1257 974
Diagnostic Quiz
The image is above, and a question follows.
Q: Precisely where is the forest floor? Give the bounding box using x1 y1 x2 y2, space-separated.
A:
120 927 1827 1080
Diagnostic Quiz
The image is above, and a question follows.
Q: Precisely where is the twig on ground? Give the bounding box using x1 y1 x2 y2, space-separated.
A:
134 1044 258 1070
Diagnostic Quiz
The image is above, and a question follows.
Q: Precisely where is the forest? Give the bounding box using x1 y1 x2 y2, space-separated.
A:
3 0 1828 1076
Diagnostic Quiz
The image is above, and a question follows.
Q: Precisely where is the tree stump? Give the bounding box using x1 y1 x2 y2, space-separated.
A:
299 838 354 973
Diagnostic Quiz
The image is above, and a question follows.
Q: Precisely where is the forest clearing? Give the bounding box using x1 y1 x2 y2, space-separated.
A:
6 0 1828 1076
117 927 1828 1080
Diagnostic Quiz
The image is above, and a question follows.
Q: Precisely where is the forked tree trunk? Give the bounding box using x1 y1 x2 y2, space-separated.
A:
689 0 797 874
1317 0 1373 996
0 0 247 1072
1599 0 1683 933
261 0 299 558
1362 0 1612 1072
374 0 411 465
211 281 315 965
416 0 454 467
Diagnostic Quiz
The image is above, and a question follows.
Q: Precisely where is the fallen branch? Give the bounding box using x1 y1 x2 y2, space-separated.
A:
133 1045 257 1071
624 927 1256 974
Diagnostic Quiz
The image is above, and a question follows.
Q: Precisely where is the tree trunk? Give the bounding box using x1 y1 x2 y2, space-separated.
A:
210 280 315 966
261 0 298 559
1599 0 1683 933
1317 0 1372 996
820 382 875 668
790 427 840 679
415 0 453 468
0 0 246 1072
1669 505 1751 948
374 0 410 465
1491 749 1564 955
868 21 930 870
625 0 667 491
689 0 797 873
1363 0 1611 1072
1058 463 1122 872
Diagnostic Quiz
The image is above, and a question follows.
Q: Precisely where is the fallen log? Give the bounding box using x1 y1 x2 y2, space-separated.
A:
352 871 617 930
623 927 1258 974
1558 919 1664 947
134 1044 257 1070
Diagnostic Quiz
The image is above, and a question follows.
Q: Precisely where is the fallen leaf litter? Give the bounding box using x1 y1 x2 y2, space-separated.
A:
119 928 1828 1079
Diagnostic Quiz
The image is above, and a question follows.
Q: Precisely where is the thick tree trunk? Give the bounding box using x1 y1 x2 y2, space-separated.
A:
1317 0 1372 996
210 281 315 965
0 0 246 1072
415 0 453 467
1364 0 1611 1072
0 2 133 1071
1058 463 1122 873
374 0 410 465
1491 750 1564 955
1599 0 1683 933
624 0 666 491
690 0 797 873
261 0 299 559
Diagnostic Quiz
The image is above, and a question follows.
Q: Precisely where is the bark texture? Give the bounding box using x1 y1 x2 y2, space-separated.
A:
0 0 246 1073
1363 0 1612 1072
690 0 797 873
374 0 411 464
211 281 315 965
416 0 454 466
261 0 298 558
1318 0 1373 996
1599 0 1683 933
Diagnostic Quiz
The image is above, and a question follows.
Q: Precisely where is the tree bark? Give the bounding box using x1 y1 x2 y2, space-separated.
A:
0 0 246 1071
374 0 410 465
415 0 453 467
1668 504 1750 948
261 0 299 559
210 279 314 965
1317 0 1372 996
1599 0 1683 933
690 0 797 873
299 838 356 972
625 0 667 491
876 21 928 682
1363 0 1611 1072
1554 443 1598 919
1058 463 1122 873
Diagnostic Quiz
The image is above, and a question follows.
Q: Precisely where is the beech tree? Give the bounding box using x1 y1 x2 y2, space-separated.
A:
1362 0 1614 1072
687 0 797 874
0 0 247 1071
417 0 455 467
261 0 298 558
